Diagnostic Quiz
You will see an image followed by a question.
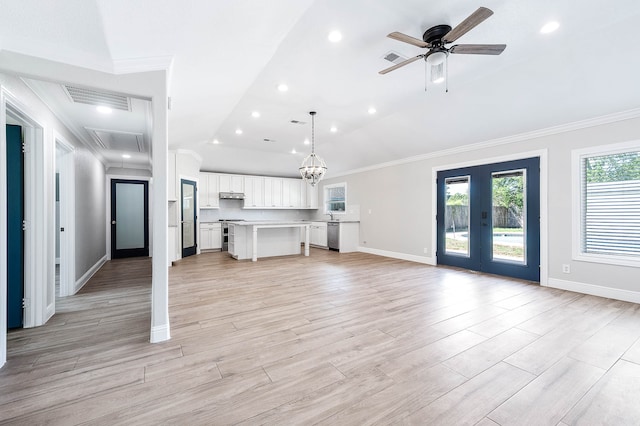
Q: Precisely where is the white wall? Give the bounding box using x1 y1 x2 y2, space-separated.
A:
0 72 108 367
317 113 640 301
0 73 107 283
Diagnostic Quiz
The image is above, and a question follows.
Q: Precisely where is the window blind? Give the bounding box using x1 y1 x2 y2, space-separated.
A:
582 151 640 257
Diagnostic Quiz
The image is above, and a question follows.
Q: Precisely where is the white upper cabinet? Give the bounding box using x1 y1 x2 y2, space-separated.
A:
282 179 302 208
199 172 219 208
219 174 244 193
168 151 177 201
264 177 283 208
244 176 264 208
195 172 318 210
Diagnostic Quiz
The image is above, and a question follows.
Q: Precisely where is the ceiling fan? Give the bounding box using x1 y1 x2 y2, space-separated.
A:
379 6 506 80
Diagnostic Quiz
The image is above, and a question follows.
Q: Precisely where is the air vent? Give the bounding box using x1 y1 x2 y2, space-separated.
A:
263 138 276 142
383 51 408 65
290 120 307 125
63 85 131 111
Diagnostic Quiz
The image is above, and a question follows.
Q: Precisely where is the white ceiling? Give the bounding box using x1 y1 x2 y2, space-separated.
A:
1 0 640 176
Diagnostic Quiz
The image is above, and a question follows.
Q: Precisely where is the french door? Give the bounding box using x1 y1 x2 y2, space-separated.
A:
181 179 197 258
110 179 149 259
437 157 540 281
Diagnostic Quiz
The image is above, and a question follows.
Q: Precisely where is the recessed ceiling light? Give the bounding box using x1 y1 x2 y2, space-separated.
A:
540 21 560 34
291 148 297 154
368 107 377 115
212 139 220 145
96 106 112 114
251 111 261 118
277 83 289 92
328 30 342 43
235 129 243 135
330 126 337 133
121 154 131 159
304 138 310 145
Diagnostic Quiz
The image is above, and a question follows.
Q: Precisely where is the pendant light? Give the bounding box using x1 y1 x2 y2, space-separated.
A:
299 111 327 186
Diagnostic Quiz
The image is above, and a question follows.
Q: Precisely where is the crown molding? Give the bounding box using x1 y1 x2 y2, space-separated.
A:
112 56 174 75
331 108 640 178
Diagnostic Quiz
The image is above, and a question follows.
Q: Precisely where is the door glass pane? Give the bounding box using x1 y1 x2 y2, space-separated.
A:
182 182 195 248
115 183 144 249
492 169 526 263
445 176 470 256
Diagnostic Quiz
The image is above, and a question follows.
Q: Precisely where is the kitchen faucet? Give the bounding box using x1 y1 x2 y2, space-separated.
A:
327 212 334 220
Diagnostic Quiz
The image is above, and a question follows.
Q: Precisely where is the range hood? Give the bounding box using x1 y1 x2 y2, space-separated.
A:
219 192 245 200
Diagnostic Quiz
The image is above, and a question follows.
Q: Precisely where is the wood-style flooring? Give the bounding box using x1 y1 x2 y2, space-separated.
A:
2 249 640 425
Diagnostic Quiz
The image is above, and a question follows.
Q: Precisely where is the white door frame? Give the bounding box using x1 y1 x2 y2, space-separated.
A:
1 87 54 368
55 133 76 297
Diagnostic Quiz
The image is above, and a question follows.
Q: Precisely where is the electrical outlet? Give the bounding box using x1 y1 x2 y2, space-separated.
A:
562 264 571 274
368 209 372 214
423 248 429 254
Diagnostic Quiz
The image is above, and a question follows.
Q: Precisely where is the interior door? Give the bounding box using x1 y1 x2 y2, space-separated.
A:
110 179 149 259
6 124 24 329
437 157 540 281
181 179 197 257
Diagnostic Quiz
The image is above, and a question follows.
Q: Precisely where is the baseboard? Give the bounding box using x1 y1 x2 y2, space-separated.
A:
358 246 436 265
547 278 640 304
150 324 171 343
74 255 107 294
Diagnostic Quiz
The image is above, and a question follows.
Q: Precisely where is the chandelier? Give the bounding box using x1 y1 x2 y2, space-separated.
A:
299 111 327 186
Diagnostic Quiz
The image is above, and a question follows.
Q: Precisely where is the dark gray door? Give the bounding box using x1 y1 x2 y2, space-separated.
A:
111 179 149 259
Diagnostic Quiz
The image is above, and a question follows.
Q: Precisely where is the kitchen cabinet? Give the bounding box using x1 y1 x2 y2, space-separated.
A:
310 221 328 247
199 172 219 208
299 181 318 209
244 176 264 208
264 177 283 208
199 222 222 251
219 174 244 194
282 178 302 208
168 151 178 201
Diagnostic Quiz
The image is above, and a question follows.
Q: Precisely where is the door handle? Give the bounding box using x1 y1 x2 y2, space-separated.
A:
111 220 116 225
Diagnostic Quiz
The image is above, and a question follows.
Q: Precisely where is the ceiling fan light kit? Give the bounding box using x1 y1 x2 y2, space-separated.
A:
299 111 327 187
380 6 506 92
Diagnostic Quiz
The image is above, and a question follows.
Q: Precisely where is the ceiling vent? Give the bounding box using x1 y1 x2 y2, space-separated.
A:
263 138 276 142
383 51 408 65
290 120 307 125
63 85 131 111
85 127 145 152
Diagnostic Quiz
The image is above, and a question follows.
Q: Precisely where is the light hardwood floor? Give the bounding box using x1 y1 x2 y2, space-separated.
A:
2 249 640 425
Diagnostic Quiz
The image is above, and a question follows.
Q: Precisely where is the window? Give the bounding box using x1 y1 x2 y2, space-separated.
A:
325 182 347 214
573 141 640 267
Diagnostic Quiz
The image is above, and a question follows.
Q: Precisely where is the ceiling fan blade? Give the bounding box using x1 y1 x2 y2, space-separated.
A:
387 32 430 48
443 7 494 43
450 44 506 55
379 55 424 75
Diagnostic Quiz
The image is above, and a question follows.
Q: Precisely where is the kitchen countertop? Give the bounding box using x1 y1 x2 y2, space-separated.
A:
314 220 360 223
228 220 311 226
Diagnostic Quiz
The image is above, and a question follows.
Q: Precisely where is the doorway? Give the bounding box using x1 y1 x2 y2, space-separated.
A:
55 136 75 297
181 179 197 258
110 179 149 259
437 157 540 281
6 124 24 329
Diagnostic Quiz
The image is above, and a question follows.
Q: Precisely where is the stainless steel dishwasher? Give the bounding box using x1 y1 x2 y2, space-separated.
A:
327 222 339 251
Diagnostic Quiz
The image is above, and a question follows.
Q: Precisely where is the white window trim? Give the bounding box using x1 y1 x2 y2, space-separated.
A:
324 182 347 215
571 139 640 268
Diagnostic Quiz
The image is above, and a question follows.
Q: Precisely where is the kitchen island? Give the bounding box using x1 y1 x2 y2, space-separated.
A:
228 221 310 261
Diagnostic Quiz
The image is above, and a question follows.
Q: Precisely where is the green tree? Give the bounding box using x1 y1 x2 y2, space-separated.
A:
585 152 640 183
447 192 468 206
